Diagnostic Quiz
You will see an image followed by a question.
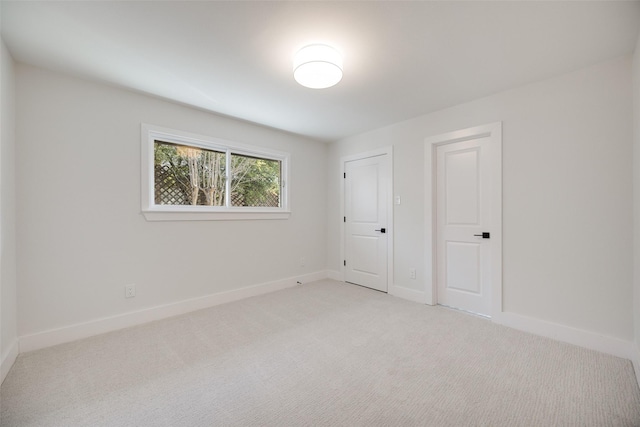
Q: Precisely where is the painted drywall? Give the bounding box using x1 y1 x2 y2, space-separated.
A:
1 37 18 374
633 33 640 364
328 56 634 341
16 64 327 337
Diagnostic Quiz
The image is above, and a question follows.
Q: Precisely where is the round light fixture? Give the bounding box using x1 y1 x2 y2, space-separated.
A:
293 44 343 89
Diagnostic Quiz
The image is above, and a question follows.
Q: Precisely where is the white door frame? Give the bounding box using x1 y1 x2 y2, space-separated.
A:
424 122 502 317
340 147 394 292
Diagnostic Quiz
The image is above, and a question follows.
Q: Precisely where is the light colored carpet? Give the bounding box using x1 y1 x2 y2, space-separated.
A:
2 279 639 426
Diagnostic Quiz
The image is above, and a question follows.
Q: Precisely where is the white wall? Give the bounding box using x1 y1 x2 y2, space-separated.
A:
1 36 18 381
633 33 640 373
16 64 327 339
328 56 634 342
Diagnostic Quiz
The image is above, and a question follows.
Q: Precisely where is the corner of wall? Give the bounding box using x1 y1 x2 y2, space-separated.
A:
327 270 343 281
1 338 18 384
633 31 640 391
633 341 640 391
0 36 19 384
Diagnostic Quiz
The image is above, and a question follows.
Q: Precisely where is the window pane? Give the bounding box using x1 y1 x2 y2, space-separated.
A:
154 141 226 206
230 154 281 207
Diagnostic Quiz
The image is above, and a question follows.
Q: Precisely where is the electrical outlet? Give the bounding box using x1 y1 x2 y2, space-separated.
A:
300 257 306 267
125 284 136 298
409 268 416 279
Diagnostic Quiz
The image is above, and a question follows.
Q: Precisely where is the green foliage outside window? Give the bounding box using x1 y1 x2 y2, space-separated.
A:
154 141 281 207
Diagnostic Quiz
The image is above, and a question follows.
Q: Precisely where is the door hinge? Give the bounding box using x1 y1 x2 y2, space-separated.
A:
343 172 346 178
344 216 346 223
344 260 346 266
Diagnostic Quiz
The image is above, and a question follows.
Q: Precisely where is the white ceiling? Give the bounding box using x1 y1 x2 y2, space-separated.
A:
2 1 639 142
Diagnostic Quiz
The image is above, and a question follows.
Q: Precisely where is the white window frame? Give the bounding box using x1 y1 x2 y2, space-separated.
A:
141 124 290 221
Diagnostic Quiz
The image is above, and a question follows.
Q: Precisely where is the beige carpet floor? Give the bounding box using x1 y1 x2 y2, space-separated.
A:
2 279 640 426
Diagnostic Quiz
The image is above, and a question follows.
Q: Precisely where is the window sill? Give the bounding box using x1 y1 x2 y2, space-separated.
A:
142 210 291 221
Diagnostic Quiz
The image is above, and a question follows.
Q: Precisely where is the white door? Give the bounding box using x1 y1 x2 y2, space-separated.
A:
436 137 492 316
344 155 388 292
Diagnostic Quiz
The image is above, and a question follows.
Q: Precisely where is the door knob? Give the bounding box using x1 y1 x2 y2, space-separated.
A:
375 228 386 233
474 232 490 239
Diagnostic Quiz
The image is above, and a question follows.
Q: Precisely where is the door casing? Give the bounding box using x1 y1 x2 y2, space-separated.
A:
424 123 502 318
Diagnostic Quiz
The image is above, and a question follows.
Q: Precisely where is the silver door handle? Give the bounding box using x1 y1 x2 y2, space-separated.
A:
375 228 386 233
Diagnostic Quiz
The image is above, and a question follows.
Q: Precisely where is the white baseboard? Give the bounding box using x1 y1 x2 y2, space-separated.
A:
327 270 343 281
632 342 640 391
296 271 329 285
494 312 634 360
1 339 19 385
324 275 428 306
390 284 427 304
19 271 328 353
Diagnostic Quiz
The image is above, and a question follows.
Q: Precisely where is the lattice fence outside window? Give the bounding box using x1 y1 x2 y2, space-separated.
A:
142 124 290 220
152 140 282 208
154 164 189 205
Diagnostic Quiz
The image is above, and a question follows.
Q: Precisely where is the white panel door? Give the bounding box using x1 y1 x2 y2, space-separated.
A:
345 155 388 292
436 137 492 316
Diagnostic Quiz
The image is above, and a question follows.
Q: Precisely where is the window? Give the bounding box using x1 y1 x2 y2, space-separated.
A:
142 124 290 221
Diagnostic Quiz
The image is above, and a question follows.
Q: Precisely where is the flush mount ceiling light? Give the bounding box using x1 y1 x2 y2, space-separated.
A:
293 44 343 89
